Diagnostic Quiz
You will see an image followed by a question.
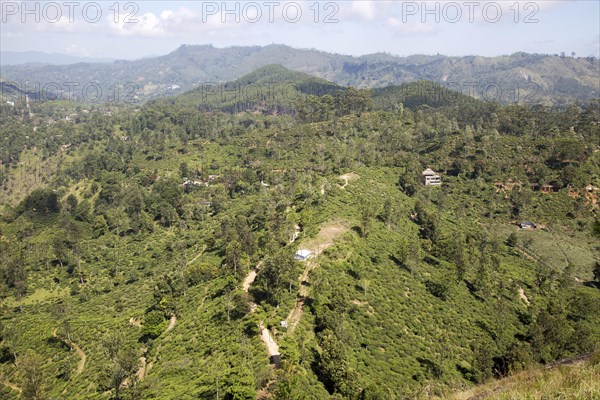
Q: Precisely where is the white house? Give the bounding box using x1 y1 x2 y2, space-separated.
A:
422 168 442 186
294 249 312 261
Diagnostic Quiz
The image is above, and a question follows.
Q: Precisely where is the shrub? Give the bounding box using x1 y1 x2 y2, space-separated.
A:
141 310 167 341
425 280 450 301
506 232 518 247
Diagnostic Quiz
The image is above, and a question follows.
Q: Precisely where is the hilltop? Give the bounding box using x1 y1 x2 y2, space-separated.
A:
154 64 344 114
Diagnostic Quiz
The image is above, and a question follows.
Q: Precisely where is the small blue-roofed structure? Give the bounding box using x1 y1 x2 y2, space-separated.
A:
519 221 536 229
294 249 312 261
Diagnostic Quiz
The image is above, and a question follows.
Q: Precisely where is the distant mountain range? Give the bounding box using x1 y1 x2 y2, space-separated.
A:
0 51 114 66
1 44 598 105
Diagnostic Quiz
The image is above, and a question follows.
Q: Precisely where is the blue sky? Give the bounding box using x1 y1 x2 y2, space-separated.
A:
1 1 598 59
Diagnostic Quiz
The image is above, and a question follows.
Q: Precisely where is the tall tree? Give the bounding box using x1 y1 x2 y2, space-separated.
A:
101 331 139 400
359 201 376 238
317 329 357 397
20 350 45 400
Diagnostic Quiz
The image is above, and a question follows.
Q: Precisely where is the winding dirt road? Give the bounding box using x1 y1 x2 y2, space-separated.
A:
52 327 86 375
259 323 280 357
187 245 207 266
125 313 177 386
286 223 349 334
241 261 280 359
243 222 348 364
338 172 359 189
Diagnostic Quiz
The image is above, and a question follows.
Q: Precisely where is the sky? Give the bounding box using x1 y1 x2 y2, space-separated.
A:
1 0 599 60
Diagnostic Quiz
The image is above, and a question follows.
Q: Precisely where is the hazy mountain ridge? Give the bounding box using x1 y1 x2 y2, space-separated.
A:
0 51 114 66
1 44 598 104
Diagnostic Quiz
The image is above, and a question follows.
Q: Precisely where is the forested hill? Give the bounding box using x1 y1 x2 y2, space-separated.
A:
0 68 599 399
152 64 345 114
1 44 598 104
146 66 483 121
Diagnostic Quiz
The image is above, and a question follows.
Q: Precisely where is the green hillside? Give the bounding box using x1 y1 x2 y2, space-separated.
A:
373 81 479 110
0 69 599 399
155 64 345 115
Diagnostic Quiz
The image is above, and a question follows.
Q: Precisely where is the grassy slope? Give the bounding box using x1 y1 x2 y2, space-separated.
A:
448 353 600 400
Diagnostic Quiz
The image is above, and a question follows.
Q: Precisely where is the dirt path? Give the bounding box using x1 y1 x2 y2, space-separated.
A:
242 270 258 293
259 323 280 357
518 287 530 306
165 314 177 332
242 260 264 293
286 300 305 334
290 225 301 244
135 347 148 381
338 172 359 189
242 261 281 362
143 288 203 378
52 328 86 375
198 286 209 310
285 257 319 334
286 222 349 334
187 245 207 266
1 379 22 394
244 222 349 364
127 313 177 385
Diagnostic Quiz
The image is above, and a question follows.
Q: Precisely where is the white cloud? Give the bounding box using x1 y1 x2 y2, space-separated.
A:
107 6 248 38
160 10 174 20
109 12 168 37
346 1 568 26
350 1 377 20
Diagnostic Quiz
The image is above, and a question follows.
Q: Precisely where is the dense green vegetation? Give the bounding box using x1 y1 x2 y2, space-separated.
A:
0 67 599 399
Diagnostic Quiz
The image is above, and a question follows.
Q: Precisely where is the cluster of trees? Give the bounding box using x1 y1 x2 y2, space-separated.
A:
296 87 374 123
0 242 28 299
